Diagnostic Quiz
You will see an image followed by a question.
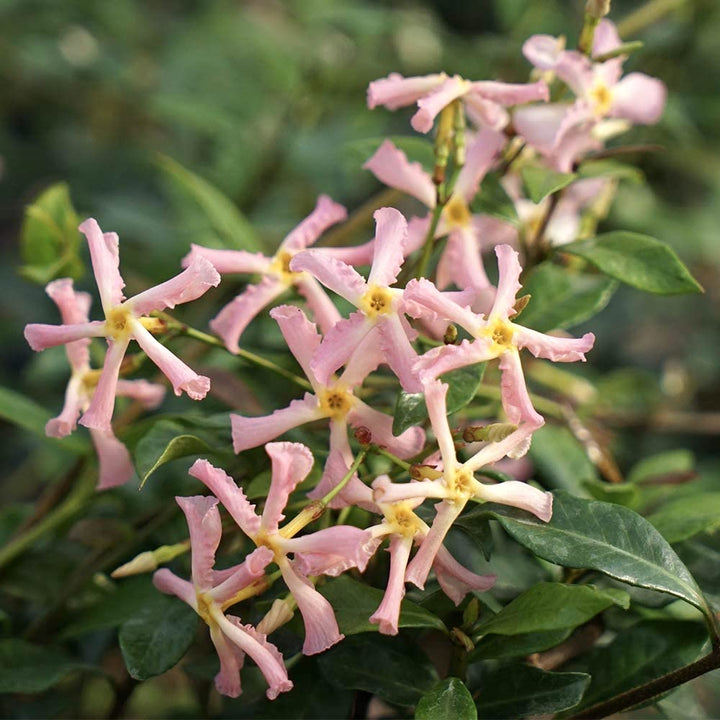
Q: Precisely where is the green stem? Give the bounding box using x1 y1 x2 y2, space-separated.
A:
321 449 369 506
617 0 686 37
415 202 445 280
371 445 411 471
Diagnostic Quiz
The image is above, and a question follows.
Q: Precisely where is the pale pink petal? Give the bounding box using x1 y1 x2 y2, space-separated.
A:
367 207 408 288
285 526 379 576
181 245 271 274
463 95 510 131
436 226 491 292
412 75 471 133
211 276 286 354
209 623 244 698
491 244 522 320
127 256 220 316
406 215 431 254
403 277 482 332
372 476 447 504
367 72 447 110
269 305 321 385
294 275 342 335
424 379 457 471
498 351 544 427
217 614 293 700
611 73 666 124
188 459 262 538
512 103 576 154
232 393 322 453
475 480 553 522
131 321 210 399
592 19 622 58
78 337 129 432
91 428 135 490
413 338 493 384
555 52 594 97
338 330 384 388
175 495 221 589
370 536 413 635
310 311 374 387
211 546 275 606
472 215 519 253
405 500 465 589
24 321 106 351
523 34 565 70
315 240 376 267
377 315 423 393
46 279 92 370
514 326 595 361
453 128 506 202
551 118 602 173
115 379 166 408
471 80 550 105
289 251 366 305
463 421 542 473
433 545 496 604
79 219 125 311
347 399 425 459
153 568 196 608
363 140 436 208
46 375 85 438
280 195 348 253
262 441 314 531
278 560 343 655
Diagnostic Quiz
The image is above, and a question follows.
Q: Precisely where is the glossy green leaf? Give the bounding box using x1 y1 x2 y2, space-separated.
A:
577 158 644 184
393 363 485 435
119 594 198 680
317 634 437 707
19 183 83 285
474 663 590 719
156 154 260 251
471 628 572 661
0 640 92 693
519 262 617 332
481 491 708 613
474 583 629 637
319 574 446 635
647 493 720 544
572 620 708 712
470 171 519 225
562 232 703 295
416 677 477 720
628 449 695 484
521 164 576 204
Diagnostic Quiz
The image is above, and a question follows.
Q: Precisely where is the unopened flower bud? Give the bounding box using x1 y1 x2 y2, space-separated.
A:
463 597 480 627
586 0 611 18
257 598 295 636
410 464 443 481
513 294 531 318
443 324 458 344
111 540 191 578
354 426 373 446
450 627 475 653
463 423 518 443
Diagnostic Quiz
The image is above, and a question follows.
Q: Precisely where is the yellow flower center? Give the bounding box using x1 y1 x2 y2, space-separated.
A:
589 82 613 116
442 195 472 229
384 502 423 538
447 468 475 500
196 591 216 627
359 284 393 318
482 318 515 355
105 306 133 340
270 250 298 283
318 385 355 420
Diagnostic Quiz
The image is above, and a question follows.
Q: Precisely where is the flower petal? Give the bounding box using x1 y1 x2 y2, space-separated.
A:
413 338 493 384
45 279 92 369
211 546 275 607
436 226 491 292
471 79 550 105
514 326 595 362
367 208 409 288
24 321 106 351
403 277 482 331
498 351 544 427
424 379 458 471
476 480 553 522
176 495 222 588
79 219 125 311
294 275 342 335
523 34 565 70
46 375 85 438
285 526 379 576
153 568 196 607
262 441 314 531
611 73 666 125
377 315 422 393
412 75 471 133
209 623 244 698
433 545 496 604
91 428 135 490
453 128 505 202
370 536 413 636
181 245 270 274
367 72 447 110
491 244 522 320
269 304 321 386
289 250 366 306
115 379 166 408
281 195 348 253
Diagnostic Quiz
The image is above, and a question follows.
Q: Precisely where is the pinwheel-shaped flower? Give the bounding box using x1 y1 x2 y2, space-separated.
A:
184 195 372 353
41 278 165 489
189 444 377 655
368 72 549 133
153 495 291 699
25 219 220 432
406 244 595 425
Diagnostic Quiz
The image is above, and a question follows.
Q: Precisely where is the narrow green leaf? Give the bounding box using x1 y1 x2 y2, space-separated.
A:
319 575 446 635
471 628 572 661
562 232 703 295
481 491 707 613
475 583 629 637
577 158 644 184
393 364 485 435
521 164 576 204
317 635 438 707
519 262 616 332
470 171 519 225
628 449 694 484
647 493 720 544
416 677 477 720
0 639 92 693
474 664 590 719
119 594 198 680
156 154 260 251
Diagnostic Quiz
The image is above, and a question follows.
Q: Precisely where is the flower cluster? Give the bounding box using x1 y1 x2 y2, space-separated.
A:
23 15 664 701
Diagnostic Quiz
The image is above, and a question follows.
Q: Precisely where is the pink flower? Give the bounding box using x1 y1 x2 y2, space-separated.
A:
184 195 371 353
373 379 552 590
189 446 378 655
406 244 595 424
368 72 549 133
153 495 291 699
25 219 220 433
363 132 507 292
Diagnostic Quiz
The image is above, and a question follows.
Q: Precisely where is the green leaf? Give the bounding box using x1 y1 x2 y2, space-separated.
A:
521 164 576 204
318 634 438 707
393 364 486 435
471 628 572 661
474 664 590 719
156 154 260 251
470 171 519 225
628 449 694 484
119 594 198 680
577 158 644 184
480 491 708 613
474 583 629 637
19 183 83 285
0 639 92 693
572 620 708 712
519 262 617 332
319 575 446 635
454 511 494 561
561 232 703 295
647 493 720 544
416 677 477 720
